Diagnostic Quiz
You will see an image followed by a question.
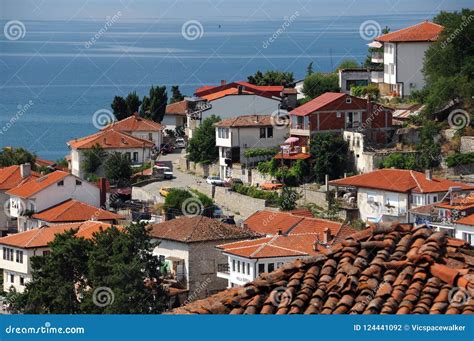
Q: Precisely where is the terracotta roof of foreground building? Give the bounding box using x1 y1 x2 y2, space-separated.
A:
0 221 113 249
68 129 155 150
329 169 473 194
6 170 69 198
169 223 474 314
102 114 163 132
214 115 273 128
165 100 189 116
149 216 260 243
375 21 443 43
0 165 40 191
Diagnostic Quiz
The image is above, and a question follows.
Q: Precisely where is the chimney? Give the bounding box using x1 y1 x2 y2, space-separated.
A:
20 163 31 178
425 169 432 181
133 111 139 117
277 229 282 235
99 178 107 208
237 85 243 94
220 80 226 86
323 228 331 245
313 234 320 251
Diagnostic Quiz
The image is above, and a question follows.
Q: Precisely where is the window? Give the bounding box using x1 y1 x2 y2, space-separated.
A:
148 133 153 141
345 97 352 104
336 112 342 118
258 263 265 274
268 263 275 272
125 152 131 160
20 277 25 286
3 247 14 261
463 233 474 246
16 250 23 263
232 259 236 271
10 274 14 283
133 152 139 163
57 180 64 186
237 261 241 273
259 128 266 138
76 179 82 185
267 127 273 138
218 128 229 138
247 263 250 275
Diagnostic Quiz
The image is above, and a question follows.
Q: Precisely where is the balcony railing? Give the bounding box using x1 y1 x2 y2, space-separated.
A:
291 123 310 130
371 71 384 83
217 263 230 274
371 52 383 63
280 145 302 155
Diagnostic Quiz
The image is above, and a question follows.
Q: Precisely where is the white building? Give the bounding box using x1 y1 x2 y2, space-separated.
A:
371 21 443 97
0 221 112 293
215 115 288 179
6 171 101 232
329 169 473 224
68 129 155 179
164 101 188 133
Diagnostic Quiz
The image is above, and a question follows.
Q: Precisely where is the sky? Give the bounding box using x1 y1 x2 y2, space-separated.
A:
0 0 472 21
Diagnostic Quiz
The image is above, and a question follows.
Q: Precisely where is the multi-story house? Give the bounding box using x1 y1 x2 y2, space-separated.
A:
0 164 40 235
0 221 112 293
215 115 288 179
149 216 257 300
329 169 473 224
102 113 163 147
6 170 101 232
289 92 393 147
216 210 353 287
68 128 155 179
164 100 188 133
370 21 444 97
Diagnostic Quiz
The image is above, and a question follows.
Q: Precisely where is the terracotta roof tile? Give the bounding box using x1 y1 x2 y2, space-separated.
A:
0 165 40 191
0 221 113 248
149 216 259 243
102 115 163 132
215 115 273 128
290 92 346 116
68 129 155 150
456 214 474 226
242 210 304 235
6 170 69 198
376 21 443 42
165 100 189 116
170 223 474 314
32 199 123 223
195 81 283 99
329 169 473 193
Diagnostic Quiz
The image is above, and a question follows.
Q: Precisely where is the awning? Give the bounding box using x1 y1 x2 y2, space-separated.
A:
284 137 300 144
367 41 382 48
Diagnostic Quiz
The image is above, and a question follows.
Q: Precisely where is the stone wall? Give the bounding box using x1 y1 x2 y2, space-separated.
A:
177 157 219 178
460 136 474 154
296 185 329 209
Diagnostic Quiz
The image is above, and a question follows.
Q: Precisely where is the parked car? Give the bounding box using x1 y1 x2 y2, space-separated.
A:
206 176 224 186
220 216 236 225
224 178 243 187
260 180 284 190
159 187 173 197
175 138 186 148
154 166 173 179
159 144 174 155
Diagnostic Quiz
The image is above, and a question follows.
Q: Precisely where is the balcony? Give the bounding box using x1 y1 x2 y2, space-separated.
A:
371 52 383 64
290 123 310 136
371 71 384 83
216 263 230 279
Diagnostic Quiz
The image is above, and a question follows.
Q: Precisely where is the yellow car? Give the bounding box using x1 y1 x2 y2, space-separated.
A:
159 187 172 197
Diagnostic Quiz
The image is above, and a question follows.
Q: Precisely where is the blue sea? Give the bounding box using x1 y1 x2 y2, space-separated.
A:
0 14 432 160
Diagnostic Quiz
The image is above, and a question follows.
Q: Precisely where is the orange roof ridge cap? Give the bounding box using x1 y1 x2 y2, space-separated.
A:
249 234 280 257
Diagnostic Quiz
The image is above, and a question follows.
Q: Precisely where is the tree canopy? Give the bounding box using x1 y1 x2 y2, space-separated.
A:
247 70 294 86
186 115 220 164
336 59 360 71
104 152 132 184
0 147 36 168
302 72 340 99
169 85 185 104
309 133 350 183
82 143 106 175
111 92 141 121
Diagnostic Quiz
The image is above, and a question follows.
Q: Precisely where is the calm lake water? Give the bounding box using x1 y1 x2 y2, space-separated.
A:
0 14 431 159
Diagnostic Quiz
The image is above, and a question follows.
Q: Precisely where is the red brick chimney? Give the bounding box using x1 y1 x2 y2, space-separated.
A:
323 228 331 245
99 178 107 208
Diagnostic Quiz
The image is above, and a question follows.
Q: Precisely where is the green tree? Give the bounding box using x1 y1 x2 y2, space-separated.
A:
163 188 193 217
170 85 185 104
82 144 106 175
279 187 299 211
302 72 340 99
0 147 36 168
13 229 92 313
310 133 349 183
104 152 132 184
351 83 380 100
125 91 142 116
306 62 314 76
247 70 294 86
381 153 418 170
336 59 360 71
111 96 128 121
186 115 220 164
417 121 442 169
144 85 168 122
423 9 474 113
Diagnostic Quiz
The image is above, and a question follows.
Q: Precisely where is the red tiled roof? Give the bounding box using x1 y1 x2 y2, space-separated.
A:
195 81 283 99
68 129 155 150
0 221 113 249
290 92 346 116
103 115 163 132
376 21 443 43
0 165 40 191
215 115 273 128
170 223 474 314
32 199 123 223
6 170 69 198
165 100 188 116
149 216 259 243
329 169 473 194
201 88 253 101
274 152 311 160
456 214 474 226
243 211 304 235
434 193 474 210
